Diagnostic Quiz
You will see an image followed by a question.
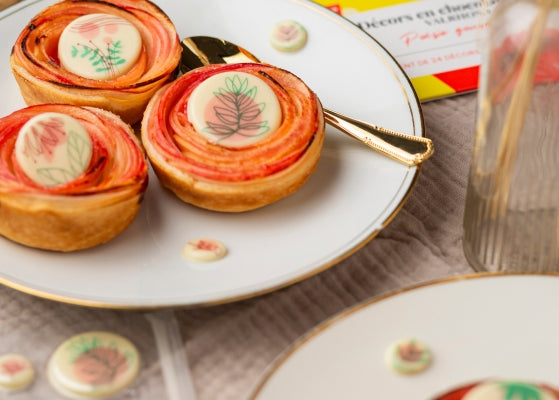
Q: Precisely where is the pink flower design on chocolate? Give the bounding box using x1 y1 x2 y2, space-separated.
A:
398 342 424 362
278 24 298 42
72 347 128 386
76 16 120 40
22 116 67 163
78 20 100 40
67 16 129 78
1 359 27 375
103 22 119 44
104 23 119 34
196 240 220 252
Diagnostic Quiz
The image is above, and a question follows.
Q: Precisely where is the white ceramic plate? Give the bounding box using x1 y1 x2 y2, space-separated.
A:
0 0 423 308
249 274 559 399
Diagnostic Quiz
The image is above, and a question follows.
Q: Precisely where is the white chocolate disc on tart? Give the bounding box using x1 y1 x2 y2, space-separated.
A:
141 62 325 212
58 13 142 80
0 104 148 251
15 112 92 187
10 0 181 124
187 71 282 148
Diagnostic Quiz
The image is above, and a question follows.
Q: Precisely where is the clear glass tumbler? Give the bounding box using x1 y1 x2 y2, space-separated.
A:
463 0 559 272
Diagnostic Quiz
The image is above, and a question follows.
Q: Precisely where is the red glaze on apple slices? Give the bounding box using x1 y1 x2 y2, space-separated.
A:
141 63 325 212
432 381 559 400
10 0 181 124
0 104 148 251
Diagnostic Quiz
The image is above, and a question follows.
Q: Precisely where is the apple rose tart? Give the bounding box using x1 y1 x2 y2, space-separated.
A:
432 380 559 400
10 0 181 125
0 104 148 251
141 63 325 212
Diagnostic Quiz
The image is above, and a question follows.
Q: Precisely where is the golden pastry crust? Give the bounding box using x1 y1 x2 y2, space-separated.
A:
0 190 142 252
141 63 325 212
0 105 148 251
10 0 181 125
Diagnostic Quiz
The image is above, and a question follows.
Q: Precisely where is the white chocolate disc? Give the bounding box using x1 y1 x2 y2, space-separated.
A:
58 13 142 80
269 20 308 52
0 354 35 392
463 381 555 400
182 238 227 262
47 331 140 399
187 71 281 148
15 112 92 187
384 338 431 374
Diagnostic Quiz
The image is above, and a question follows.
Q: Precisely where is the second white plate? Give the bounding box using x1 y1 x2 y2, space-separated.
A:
250 274 559 399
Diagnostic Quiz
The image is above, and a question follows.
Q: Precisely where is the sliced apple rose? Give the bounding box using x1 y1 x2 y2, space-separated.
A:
0 104 148 251
432 380 559 400
141 63 325 212
10 0 181 125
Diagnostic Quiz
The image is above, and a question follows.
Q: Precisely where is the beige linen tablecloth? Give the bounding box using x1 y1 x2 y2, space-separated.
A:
0 0 478 398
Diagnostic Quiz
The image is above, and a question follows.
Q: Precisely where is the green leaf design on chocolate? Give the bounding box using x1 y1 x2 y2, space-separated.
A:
66 336 101 362
96 41 125 72
203 74 270 141
502 382 543 400
67 130 91 175
66 335 136 364
32 130 90 186
36 168 76 186
70 41 127 75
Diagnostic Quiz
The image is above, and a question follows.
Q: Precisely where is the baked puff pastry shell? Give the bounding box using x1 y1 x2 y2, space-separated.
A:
141 63 325 212
0 104 148 251
10 0 181 125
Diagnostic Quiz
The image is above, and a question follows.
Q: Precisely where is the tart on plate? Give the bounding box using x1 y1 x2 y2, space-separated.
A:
10 0 181 125
0 104 148 251
433 380 559 400
141 63 325 212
